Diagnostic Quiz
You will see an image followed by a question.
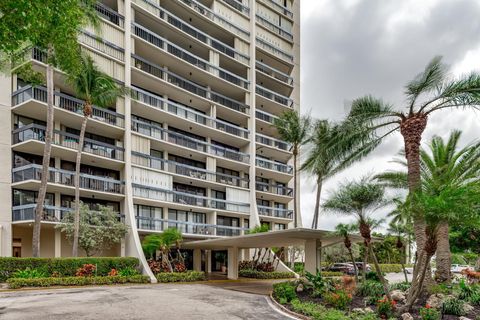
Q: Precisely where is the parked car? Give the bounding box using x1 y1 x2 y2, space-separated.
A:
451 264 473 273
354 262 372 273
329 263 356 275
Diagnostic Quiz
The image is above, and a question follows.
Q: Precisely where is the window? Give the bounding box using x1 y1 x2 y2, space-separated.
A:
217 166 239 177
274 223 286 231
14 115 46 129
244 219 249 229
134 205 163 230
169 154 206 169
173 183 206 196
13 189 54 206
169 126 206 141
61 161 120 180
168 209 206 234
62 195 120 212
150 149 163 159
13 152 54 168
211 140 239 152
217 215 240 236
65 127 115 146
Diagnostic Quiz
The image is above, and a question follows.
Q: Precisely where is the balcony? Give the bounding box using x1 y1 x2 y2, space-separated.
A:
95 2 125 28
131 0 249 64
256 85 293 108
12 124 124 161
255 109 278 124
256 157 293 175
12 204 70 222
257 205 293 219
78 31 125 61
132 55 249 114
256 61 293 86
255 181 293 197
132 152 249 188
12 85 125 128
132 119 250 163
256 37 294 63
258 0 293 19
136 216 246 236
133 184 250 213
221 0 249 15
256 133 292 152
178 0 250 40
132 23 249 89
256 15 293 42
12 164 124 194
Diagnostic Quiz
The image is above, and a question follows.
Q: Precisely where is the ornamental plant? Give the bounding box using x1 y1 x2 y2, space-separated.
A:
420 304 440 320
108 269 118 277
324 290 353 310
75 264 96 277
376 297 396 319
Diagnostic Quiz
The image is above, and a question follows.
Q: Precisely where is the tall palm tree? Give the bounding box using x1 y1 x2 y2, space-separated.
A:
67 54 126 257
273 110 311 228
323 177 391 298
334 223 359 282
376 131 480 283
343 56 480 288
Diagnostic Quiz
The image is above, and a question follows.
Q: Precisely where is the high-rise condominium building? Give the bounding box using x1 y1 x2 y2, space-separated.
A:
0 0 300 268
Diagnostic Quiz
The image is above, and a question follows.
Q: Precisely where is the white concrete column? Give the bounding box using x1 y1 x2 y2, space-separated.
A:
227 247 239 280
120 238 126 257
304 239 321 274
206 250 212 273
54 230 61 257
193 248 202 271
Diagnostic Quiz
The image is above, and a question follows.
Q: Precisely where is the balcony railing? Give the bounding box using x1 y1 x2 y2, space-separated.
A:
131 119 250 163
12 85 125 128
256 61 293 86
12 204 69 222
221 0 249 15
132 55 248 114
79 31 125 61
133 184 250 213
256 37 294 63
255 109 278 124
95 2 125 28
132 23 249 89
259 0 293 19
256 15 293 41
132 152 249 188
178 0 250 40
256 157 293 175
12 164 124 194
136 216 246 236
256 85 293 108
132 0 249 64
255 181 293 196
12 124 125 161
257 205 293 219
256 133 292 152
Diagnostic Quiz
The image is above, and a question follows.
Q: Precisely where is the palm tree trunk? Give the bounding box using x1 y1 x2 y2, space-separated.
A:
348 247 359 283
435 221 451 283
32 45 55 257
311 178 322 229
368 243 391 300
362 243 368 280
72 113 88 257
293 147 299 228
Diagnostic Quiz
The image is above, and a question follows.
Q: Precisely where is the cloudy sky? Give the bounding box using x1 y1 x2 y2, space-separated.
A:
299 0 480 231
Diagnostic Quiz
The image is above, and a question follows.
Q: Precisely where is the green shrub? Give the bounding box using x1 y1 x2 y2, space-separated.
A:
0 257 140 281
378 264 403 273
323 290 353 310
321 271 344 277
365 271 382 282
376 297 396 318
118 266 140 277
458 279 480 305
7 275 149 289
428 284 451 295
420 305 440 320
389 282 410 292
238 269 295 279
294 262 304 274
155 271 205 283
272 282 297 304
442 297 466 316
305 270 335 297
357 280 385 297
12 267 48 279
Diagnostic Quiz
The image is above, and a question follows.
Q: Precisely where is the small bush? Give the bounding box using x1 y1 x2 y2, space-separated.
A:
155 271 205 283
108 269 118 276
420 305 440 320
376 297 396 318
365 271 382 282
272 282 297 304
12 267 48 279
357 280 385 297
75 264 96 277
389 282 410 292
305 270 335 297
428 284 451 295
289 299 351 320
7 275 149 289
118 266 140 277
238 269 295 279
322 271 344 277
323 290 353 310
458 279 480 305
442 297 466 316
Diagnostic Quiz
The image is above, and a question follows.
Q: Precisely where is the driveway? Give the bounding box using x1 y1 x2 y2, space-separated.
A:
0 283 293 320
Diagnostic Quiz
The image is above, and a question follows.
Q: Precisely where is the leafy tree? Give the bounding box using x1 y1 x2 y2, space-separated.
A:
67 53 126 257
334 223 359 282
0 0 99 257
141 228 183 272
57 203 128 257
323 177 391 297
273 110 311 227
343 56 480 297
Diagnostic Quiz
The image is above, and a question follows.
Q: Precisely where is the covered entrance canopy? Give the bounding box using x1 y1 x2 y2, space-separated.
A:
183 228 367 280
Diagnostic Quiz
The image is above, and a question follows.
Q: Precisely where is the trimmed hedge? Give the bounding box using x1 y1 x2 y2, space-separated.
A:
156 271 206 283
321 271 344 277
7 275 149 289
0 257 140 282
239 269 295 279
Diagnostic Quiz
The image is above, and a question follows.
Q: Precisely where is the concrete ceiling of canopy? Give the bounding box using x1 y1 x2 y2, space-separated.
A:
182 228 374 250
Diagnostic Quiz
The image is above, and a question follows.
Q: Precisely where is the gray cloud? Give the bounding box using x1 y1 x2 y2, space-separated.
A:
299 0 480 230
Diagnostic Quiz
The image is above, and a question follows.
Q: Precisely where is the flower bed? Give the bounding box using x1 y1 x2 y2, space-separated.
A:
239 269 295 279
7 275 150 289
0 257 140 281
155 271 206 283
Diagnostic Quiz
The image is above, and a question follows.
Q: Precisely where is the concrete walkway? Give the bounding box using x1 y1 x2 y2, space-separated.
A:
0 283 293 320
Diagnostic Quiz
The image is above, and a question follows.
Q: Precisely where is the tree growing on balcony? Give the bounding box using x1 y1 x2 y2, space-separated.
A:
67 53 126 257
57 203 128 257
0 0 99 257
273 110 311 228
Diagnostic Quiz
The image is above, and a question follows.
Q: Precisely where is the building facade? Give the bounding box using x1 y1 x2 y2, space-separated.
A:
0 0 300 267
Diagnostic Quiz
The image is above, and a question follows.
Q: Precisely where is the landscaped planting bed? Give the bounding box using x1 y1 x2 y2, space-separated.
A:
7 275 150 289
239 269 296 279
155 271 206 283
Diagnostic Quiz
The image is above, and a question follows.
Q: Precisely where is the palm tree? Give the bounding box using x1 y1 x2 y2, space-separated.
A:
376 131 480 283
323 177 391 298
334 223 359 282
273 110 311 228
67 54 126 257
388 221 410 283
343 56 480 286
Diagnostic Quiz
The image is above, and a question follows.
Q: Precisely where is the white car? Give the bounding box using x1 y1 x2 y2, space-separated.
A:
451 264 473 273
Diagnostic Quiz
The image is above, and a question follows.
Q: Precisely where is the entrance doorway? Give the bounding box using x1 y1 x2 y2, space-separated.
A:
211 250 227 272
12 238 21 257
